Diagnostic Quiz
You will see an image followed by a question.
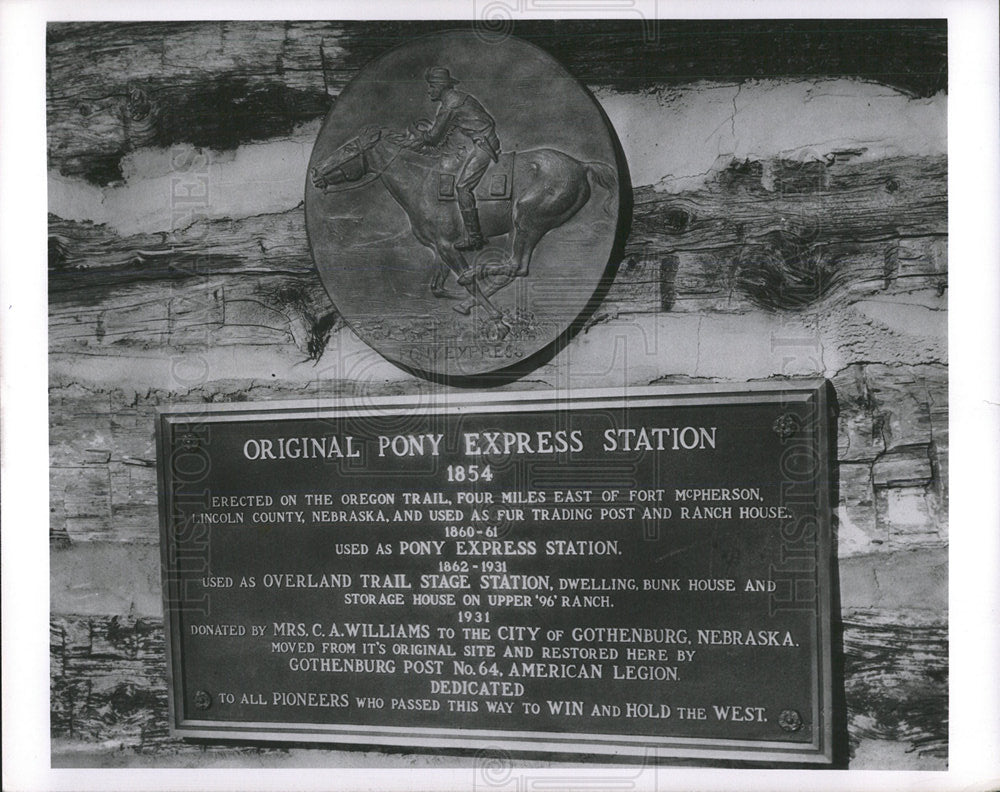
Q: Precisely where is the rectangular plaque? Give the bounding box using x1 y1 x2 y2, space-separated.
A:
157 383 834 763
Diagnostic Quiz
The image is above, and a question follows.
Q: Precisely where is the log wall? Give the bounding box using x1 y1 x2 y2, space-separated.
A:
48 20 948 769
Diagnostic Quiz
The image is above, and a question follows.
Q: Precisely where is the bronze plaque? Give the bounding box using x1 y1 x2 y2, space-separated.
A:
304 32 627 380
157 384 834 763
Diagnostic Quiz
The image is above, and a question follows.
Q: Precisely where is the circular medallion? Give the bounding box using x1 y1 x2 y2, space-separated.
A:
305 31 627 380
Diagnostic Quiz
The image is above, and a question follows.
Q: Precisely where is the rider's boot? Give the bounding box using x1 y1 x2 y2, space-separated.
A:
456 209 486 252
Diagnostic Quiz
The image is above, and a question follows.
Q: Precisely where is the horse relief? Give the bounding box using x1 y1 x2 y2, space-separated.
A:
310 125 617 334
304 32 625 378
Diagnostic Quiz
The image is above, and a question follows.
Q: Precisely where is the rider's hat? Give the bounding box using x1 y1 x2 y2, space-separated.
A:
425 66 459 87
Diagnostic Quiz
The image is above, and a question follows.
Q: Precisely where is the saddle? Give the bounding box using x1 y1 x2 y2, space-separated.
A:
436 152 515 202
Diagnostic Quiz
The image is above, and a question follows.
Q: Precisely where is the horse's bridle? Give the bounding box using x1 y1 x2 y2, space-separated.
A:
317 132 402 194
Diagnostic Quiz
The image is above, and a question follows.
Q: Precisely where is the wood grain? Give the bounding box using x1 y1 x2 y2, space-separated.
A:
842 611 947 759
49 155 946 362
47 21 946 184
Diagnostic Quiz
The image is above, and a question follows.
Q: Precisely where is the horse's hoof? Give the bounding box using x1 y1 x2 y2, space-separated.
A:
452 302 473 315
483 263 516 279
431 288 462 300
487 321 511 341
457 268 478 286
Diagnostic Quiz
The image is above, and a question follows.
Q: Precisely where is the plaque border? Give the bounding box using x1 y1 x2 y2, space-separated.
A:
156 382 834 764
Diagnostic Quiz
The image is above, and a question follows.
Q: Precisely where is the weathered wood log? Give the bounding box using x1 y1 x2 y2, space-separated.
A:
48 208 313 280
48 154 946 365
48 154 946 277
55 261 943 360
48 21 946 185
623 156 946 311
48 610 947 761
841 611 948 759
830 363 947 553
47 22 335 184
50 271 339 361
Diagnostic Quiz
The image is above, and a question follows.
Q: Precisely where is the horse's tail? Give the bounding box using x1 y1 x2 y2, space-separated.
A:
584 161 618 217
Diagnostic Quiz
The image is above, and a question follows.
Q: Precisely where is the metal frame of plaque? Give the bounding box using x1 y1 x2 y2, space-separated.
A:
157 383 834 764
